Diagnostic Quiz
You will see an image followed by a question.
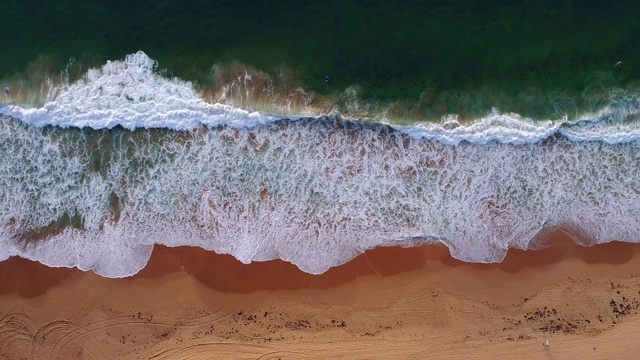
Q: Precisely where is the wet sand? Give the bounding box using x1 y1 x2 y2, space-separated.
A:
1 233 640 359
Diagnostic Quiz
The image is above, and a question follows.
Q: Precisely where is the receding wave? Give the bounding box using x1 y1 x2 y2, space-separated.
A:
0 52 639 277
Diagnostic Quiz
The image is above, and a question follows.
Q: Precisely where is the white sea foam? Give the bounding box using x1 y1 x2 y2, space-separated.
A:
400 111 561 145
1 114 639 276
0 51 275 130
2 51 640 144
0 52 639 277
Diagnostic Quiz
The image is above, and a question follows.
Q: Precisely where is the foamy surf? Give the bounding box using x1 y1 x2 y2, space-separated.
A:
3 52 640 144
0 52 276 130
1 52 639 277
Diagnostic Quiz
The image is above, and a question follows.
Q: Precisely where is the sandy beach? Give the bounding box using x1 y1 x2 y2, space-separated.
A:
1 232 640 359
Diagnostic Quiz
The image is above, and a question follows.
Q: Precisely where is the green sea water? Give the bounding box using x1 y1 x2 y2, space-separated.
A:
2 0 640 119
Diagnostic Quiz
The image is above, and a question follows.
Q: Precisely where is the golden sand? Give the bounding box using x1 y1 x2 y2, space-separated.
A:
1 233 640 359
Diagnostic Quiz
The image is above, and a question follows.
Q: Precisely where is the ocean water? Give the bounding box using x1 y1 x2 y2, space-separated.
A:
1 1 640 277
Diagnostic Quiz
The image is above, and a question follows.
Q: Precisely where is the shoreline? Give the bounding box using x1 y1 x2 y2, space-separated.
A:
3 229 640 295
2 237 640 358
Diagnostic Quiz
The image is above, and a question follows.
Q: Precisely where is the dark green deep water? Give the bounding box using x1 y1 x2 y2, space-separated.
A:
2 0 640 118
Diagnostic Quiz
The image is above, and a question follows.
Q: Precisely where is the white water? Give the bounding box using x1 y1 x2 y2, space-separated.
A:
3 51 640 144
0 52 639 277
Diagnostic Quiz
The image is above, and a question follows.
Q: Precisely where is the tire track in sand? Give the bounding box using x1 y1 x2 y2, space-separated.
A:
31 320 73 360
148 342 306 360
48 309 233 359
0 312 32 355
